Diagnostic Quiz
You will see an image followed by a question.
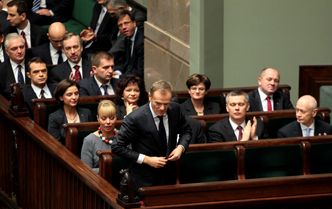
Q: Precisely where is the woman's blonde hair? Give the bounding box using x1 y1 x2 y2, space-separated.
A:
97 100 117 118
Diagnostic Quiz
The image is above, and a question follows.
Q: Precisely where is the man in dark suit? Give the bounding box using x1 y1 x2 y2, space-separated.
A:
27 0 73 26
22 57 56 118
48 33 92 84
79 51 117 96
31 22 66 67
208 91 265 142
0 27 8 63
109 10 144 78
278 95 332 137
111 80 192 188
248 67 293 112
0 0 10 32
80 0 118 54
5 0 47 49
0 33 30 100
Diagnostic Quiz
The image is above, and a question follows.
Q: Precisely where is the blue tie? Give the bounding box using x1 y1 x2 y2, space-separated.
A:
17 65 24 85
32 0 41 12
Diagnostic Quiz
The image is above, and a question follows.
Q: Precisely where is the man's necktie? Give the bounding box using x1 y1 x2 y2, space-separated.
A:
158 116 167 153
57 50 63 64
40 89 45 99
73 65 81 82
20 31 28 49
32 0 41 12
101 84 108 95
266 96 272 111
237 126 243 141
17 65 24 85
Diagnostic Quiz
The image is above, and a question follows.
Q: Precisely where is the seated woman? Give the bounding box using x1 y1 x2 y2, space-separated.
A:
48 79 93 144
114 74 148 119
81 100 118 172
181 73 222 116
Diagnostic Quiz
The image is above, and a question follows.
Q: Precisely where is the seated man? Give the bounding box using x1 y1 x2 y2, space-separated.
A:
248 67 293 112
22 57 56 118
277 95 332 137
208 91 265 142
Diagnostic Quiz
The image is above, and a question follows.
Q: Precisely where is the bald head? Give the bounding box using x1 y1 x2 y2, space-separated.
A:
296 95 318 127
48 22 66 50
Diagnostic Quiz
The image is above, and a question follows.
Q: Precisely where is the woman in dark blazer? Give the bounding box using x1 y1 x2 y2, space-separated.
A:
180 73 221 116
114 75 148 119
48 79 93 144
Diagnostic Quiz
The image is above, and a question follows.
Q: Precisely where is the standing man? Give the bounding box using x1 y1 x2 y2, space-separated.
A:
248 67 293 112
79 51 117 96
111 80 192 187
0 33 30 100
109 10 143 78
208 91 265 142
277 95 332 137
48 32 92 84
31 22 67 66
22 57 56 117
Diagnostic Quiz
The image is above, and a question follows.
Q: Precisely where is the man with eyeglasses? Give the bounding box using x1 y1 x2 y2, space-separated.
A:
31 22 67 66
208 90 265 142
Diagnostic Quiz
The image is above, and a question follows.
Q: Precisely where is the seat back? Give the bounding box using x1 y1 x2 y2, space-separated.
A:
310 142 332 174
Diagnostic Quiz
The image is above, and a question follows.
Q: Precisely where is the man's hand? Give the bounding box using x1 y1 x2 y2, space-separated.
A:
167 145 184 161
143 156 167 168
36 9 52 16
80 27 95 42
250 116 258 140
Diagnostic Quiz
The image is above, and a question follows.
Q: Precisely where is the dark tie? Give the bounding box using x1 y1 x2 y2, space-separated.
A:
57 50 63 64
101 84 108 95
20 31 28 49
237 126 243 141
266 96 272 111
32 0 41 12
158 116 167 154
73 65 81 82
40 89 45 99
17 65 24 85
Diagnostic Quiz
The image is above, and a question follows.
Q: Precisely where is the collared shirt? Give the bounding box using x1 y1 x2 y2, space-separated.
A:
300 123 315 137
31 83 52 99
50 43 66 65
0 46 4 63
94 76 115 95
10 59 25 83
95 6 107 36
129 27 138 57
17 21 31 48
228 118 246 140
68 59 83 78
258 87 274 111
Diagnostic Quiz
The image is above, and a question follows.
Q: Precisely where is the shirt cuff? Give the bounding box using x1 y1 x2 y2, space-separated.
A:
177 145 185 153
137 153 145 164
49 10 54 16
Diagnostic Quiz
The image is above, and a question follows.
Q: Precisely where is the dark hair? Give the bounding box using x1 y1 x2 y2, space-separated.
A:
54 79 80 103
27 57 46 72
117 9 135 22
186 73 211 91
115 74 148 106
7 0 28 15
91 51 114 67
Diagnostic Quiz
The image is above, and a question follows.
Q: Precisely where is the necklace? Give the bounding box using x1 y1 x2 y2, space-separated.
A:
98 127 117 144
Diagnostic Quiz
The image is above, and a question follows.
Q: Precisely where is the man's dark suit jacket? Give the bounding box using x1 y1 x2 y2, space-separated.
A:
180 98 222 116
111 102 192 187
0 10 9 32
78 76 117 96
0 60 30 100
5 24 48 48
22 83 56 118
207 117 265 142
84 3 118 53
48 107 92 144
248 89 294 112
48 59 92 84
277 118 332 138
30 43 53 66
28 0 73 25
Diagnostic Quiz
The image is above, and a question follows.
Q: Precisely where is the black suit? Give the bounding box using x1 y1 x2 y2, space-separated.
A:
22 84 56 118
30 43 53 66
180 98 221 116
207 117 265 142
0 10 9 32
277 119 332 138
0 60 30 100
28 0 73 25
48 107 92 144
111 102 192 187
248 89 294 112
78 76 117 96
48 59 92 84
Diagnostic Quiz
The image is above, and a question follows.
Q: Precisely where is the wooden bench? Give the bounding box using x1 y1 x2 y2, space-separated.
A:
32 95 115 129
96 136 332 208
